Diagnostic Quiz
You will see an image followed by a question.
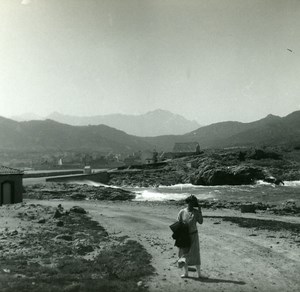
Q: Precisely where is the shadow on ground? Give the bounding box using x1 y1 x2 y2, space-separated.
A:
188 276 246 285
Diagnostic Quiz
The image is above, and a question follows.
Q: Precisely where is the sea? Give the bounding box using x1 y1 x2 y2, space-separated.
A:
72 180 300 205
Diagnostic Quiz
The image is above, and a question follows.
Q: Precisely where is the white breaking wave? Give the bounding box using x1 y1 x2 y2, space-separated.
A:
255 180 275 186
159 183 199 189
133 190 215 201
284 180 300 187
256 180 300 187
65 179 299 202
157 183 229 189
134 190 189 201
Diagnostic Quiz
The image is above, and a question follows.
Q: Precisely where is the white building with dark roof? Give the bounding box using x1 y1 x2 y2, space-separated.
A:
0 166 23 205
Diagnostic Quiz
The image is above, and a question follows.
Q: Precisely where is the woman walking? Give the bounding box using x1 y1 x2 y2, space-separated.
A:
177 195 203 278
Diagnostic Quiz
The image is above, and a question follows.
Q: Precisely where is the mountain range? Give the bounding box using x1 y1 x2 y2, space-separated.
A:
144 111 300 150
11 109 200 137
1 111 300 155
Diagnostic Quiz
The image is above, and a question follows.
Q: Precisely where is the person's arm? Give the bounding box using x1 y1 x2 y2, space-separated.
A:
177 209 183 222
196 207 203 224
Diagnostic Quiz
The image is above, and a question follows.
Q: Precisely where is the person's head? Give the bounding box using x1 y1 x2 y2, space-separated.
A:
185 195 199 209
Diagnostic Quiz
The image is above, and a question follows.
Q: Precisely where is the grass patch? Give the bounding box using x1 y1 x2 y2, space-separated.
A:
0 206 154 292
95 239 153 281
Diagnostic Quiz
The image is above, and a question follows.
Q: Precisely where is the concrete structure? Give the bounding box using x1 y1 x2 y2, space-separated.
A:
0 166 23 205
84 166 92 175
46 171 109 184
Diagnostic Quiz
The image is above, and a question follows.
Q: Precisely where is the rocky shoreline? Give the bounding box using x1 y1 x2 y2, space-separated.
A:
24 183 135 201
23 182 300 216
22 148 300 217
107 148 300 187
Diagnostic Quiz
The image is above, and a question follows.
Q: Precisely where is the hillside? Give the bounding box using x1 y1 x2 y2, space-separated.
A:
210 112 300 148
144 111 300 150
0 118 152 153
46 109 200 136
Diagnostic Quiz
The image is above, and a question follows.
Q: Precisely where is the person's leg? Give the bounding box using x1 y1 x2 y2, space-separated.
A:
196 265 201 278
178 248 189 278
181 263 189 278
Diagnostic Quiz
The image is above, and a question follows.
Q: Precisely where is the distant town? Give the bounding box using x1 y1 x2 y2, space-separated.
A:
1 142 201 171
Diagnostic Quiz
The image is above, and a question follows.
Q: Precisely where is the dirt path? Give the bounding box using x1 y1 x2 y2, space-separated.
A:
30 200 300 292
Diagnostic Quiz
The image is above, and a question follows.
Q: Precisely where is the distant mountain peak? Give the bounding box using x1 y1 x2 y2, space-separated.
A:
145 109 174 115
252 113 282 125
45 109 200 136
265 114 280 119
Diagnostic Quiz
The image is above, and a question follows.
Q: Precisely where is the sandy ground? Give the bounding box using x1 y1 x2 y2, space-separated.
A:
21 199 300 292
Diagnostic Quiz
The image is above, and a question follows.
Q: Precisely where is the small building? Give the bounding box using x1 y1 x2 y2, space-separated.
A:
145 158 153 164
0 166 23 205
173 142 201 158
84 165 92 175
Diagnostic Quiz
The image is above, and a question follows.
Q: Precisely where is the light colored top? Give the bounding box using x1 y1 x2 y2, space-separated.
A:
177 207 203 233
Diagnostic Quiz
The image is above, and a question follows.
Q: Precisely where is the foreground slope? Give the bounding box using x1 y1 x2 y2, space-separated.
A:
30 199 300 292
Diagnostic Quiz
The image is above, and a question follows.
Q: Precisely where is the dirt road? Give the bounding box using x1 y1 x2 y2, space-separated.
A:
31 200 300 292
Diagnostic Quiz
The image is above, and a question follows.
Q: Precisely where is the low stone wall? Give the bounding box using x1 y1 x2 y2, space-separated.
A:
24 170 83 178
46 172 109 184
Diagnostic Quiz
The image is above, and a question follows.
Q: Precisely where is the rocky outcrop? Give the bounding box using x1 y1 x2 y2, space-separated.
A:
190 165 266 186
70 206 87 214
106 148 300 187
272 200 300 215
108 169 182 187
245 149 282 160
24 183 135 201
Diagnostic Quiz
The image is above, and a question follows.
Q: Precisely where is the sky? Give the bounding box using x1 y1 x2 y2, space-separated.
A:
0 0 299 125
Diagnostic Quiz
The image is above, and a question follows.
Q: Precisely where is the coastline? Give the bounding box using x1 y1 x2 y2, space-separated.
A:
23 182 300 216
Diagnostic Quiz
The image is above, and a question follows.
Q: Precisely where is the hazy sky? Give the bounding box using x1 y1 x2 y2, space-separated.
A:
0 0 299 124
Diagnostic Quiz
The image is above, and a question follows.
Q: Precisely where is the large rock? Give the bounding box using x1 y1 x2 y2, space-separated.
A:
263 177 284 185
241 204 256 213
190 165 265 185
70 206 87 214
246 149 282 160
